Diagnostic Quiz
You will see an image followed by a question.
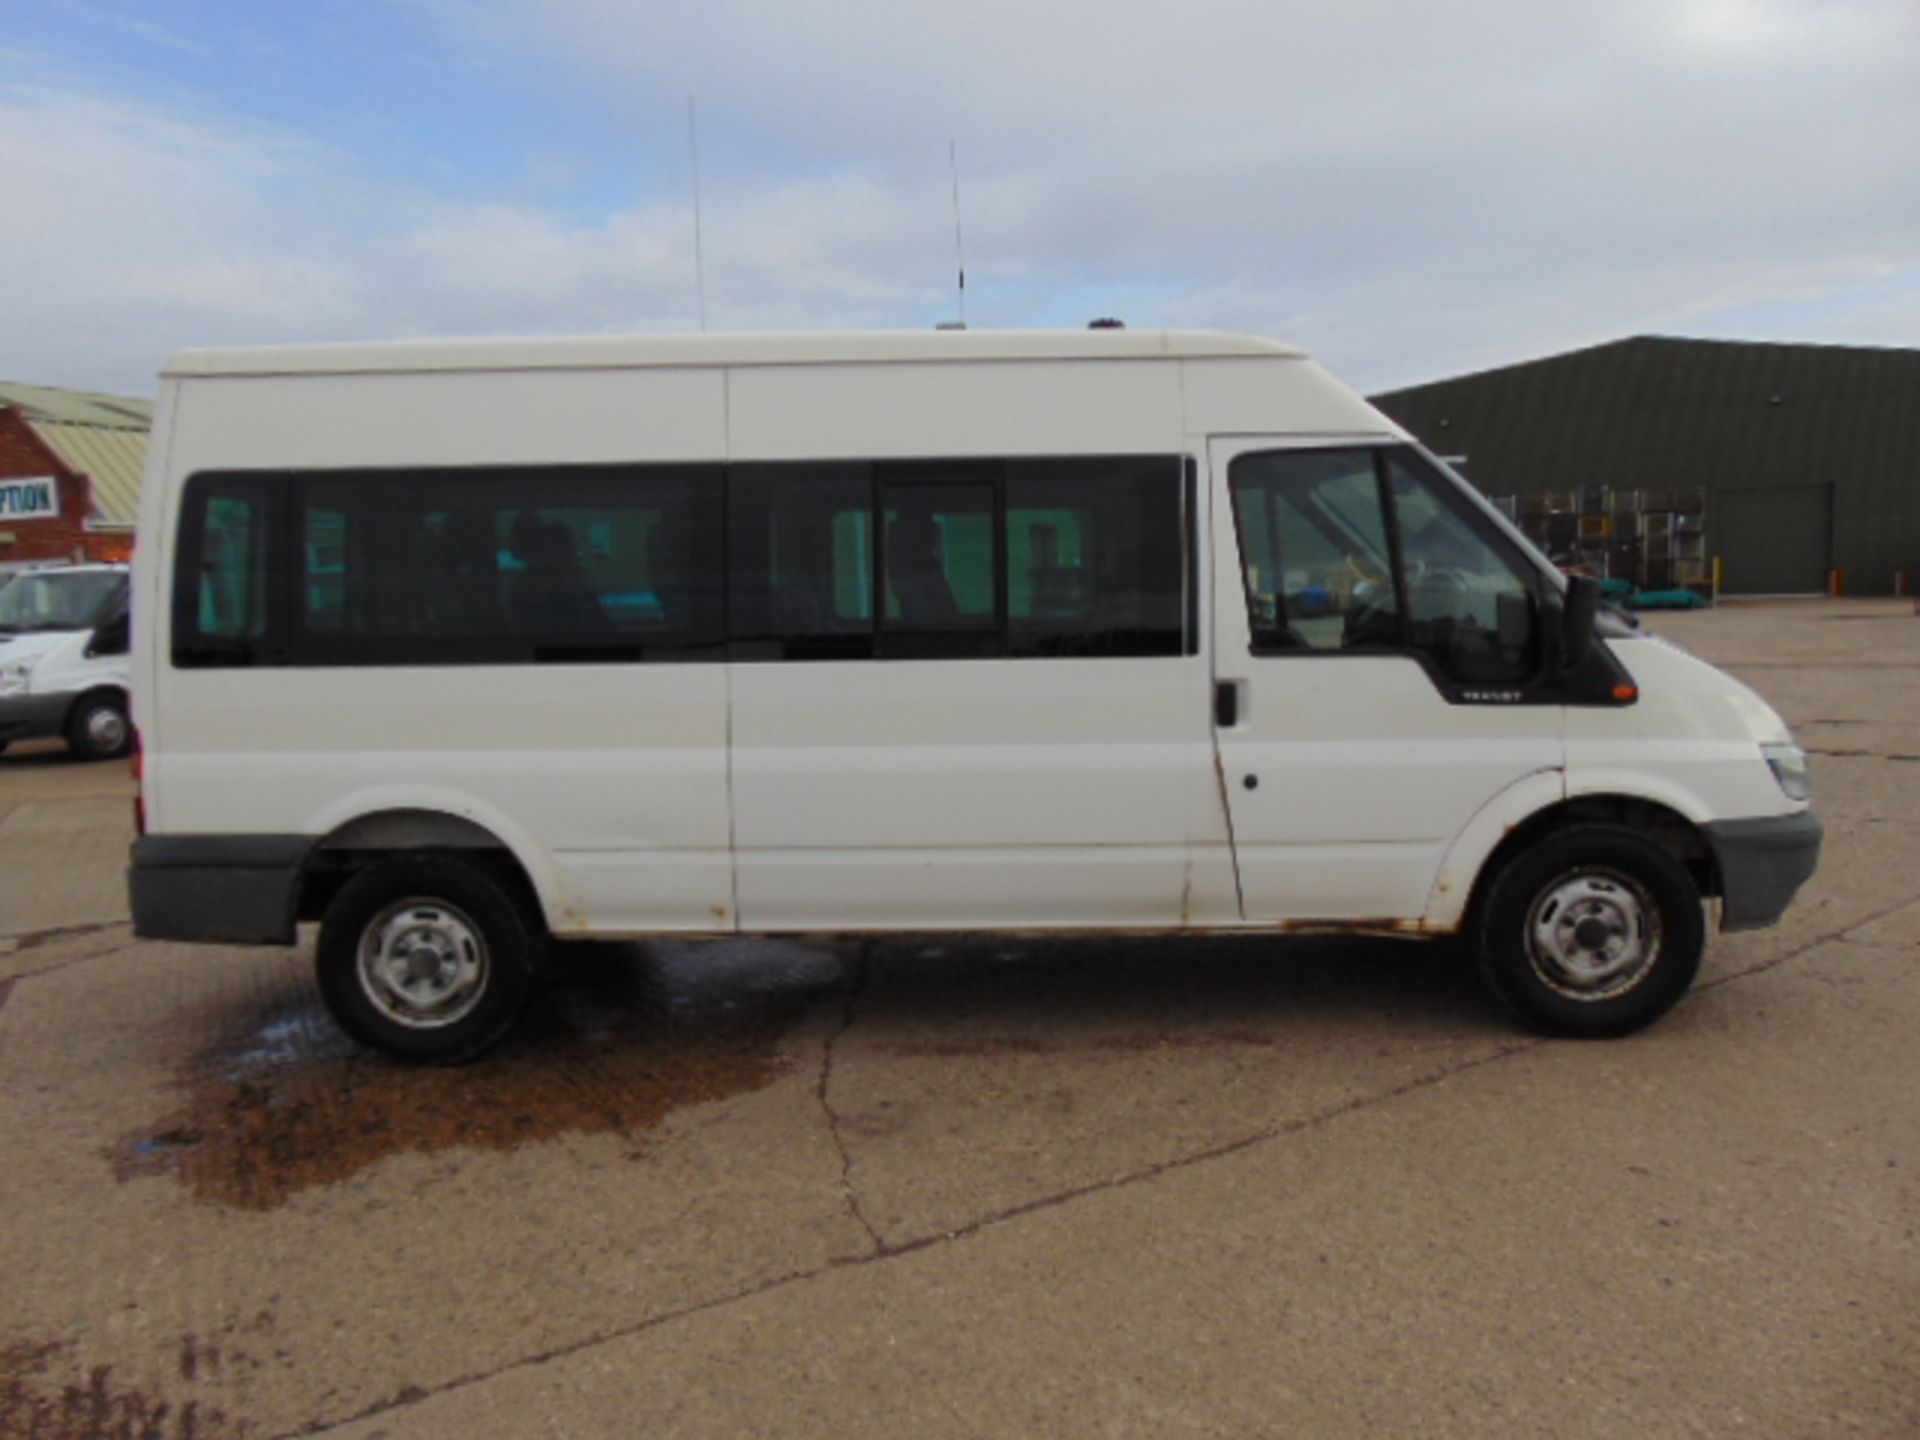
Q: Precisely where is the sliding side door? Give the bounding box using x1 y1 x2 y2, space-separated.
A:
727 455 1215 931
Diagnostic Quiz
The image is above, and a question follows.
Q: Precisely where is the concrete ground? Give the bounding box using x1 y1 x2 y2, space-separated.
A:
1 599 1915 1439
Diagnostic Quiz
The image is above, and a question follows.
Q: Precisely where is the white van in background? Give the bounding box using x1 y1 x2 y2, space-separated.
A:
126 331 1821 1061
0 563 135 760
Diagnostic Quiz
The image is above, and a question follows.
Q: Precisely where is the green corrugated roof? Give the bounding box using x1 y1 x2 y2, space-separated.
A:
1369 335 1920 594
0 381 153 526
1370 336 1920 497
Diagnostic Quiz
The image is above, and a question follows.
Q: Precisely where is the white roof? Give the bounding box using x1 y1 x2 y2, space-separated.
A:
163 329 1307 379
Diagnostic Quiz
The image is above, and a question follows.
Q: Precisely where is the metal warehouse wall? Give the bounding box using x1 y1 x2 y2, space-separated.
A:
1372 337 1920 594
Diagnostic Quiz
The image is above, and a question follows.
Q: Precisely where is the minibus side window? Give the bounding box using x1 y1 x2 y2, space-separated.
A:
173 476 280 666
288 465 724 664
728 455 1190 662
728 463 877 660
1005 457 1186 658
880 478 998 636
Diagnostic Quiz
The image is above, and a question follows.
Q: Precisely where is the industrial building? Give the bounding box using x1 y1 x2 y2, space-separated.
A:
0 382 151 573
1372 336 1920 596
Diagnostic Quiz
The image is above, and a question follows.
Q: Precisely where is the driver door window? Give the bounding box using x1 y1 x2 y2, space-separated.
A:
1229 446 1540 687
1229 449 1400 651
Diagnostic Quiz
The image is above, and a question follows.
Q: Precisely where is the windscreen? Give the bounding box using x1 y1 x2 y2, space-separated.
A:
0 571 125 632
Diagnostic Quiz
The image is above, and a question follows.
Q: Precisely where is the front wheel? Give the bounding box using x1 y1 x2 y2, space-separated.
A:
66 692 132 761
1473 825 1705 1038
317 857 543 1063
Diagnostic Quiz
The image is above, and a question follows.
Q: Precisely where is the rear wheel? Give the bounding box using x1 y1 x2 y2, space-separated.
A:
66 692 132 761
317 857 543 1063
1474 825 1705 1037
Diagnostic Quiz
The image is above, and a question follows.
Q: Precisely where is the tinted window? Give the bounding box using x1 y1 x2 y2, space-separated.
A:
173 477 279 665
175 455 1192 668
728 463 875 660
1006 458 1186 657
174 466 724 667
881 470 999 649
727 456 1189 661
293 467 724 663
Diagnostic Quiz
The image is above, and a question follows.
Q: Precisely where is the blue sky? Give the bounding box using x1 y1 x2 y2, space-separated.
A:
4 0 1917 396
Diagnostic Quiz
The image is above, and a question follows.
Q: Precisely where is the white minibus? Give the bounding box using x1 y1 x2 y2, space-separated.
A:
0 563 135 760
127 331 1820 1061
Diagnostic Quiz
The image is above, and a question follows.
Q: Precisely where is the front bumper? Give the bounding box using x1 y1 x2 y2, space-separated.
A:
128 835 314 944
1705 810 1824 932
0 692 70 744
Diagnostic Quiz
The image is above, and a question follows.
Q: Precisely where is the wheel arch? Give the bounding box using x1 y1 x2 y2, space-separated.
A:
294 800 562 934
1426 775 1719 933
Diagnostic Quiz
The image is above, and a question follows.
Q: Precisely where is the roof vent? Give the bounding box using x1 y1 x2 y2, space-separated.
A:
935 321 967 332
1088 317 1125 330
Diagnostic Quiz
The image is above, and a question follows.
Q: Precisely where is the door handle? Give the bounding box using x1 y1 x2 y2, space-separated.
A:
1214 680 1241 729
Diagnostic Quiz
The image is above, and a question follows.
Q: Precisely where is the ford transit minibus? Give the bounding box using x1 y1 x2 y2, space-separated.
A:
126 331 1821 1060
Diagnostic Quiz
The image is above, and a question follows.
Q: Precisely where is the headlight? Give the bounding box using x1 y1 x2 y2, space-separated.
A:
0 658 37 697
1762 742 1812 802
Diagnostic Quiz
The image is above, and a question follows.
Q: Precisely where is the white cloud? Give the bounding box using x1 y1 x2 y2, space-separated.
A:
3 0 1918 396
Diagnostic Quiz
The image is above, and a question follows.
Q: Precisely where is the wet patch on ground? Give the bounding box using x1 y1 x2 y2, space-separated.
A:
113 940 843 1210
0 1336 244 1440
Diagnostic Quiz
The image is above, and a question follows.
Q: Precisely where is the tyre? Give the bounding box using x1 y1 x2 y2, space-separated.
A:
1473 824 1705 1038
316 857 543 1063
66 691 132 761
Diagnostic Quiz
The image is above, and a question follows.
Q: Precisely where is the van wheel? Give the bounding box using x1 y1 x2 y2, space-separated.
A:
1473 825 1704 1038
316 858 542 1063
66 692 131 761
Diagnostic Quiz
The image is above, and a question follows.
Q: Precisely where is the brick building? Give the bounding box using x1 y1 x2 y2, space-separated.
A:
0 382 151 574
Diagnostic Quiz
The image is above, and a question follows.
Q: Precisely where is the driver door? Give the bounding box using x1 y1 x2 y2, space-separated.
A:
1208 436 1563 924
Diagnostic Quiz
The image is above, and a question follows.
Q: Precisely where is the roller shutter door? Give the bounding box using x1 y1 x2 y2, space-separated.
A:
1713 485 1832 595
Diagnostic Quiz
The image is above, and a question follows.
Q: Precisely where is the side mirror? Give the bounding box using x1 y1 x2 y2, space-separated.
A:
1559 573 1599 673
87 612 131 658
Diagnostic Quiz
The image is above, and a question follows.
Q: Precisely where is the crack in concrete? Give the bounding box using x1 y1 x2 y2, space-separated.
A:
1698 896 1920 995
274 1032 1539 1439
5 942 143 987
6 921 132 950
816 940 883 1255
266 898 1905 1439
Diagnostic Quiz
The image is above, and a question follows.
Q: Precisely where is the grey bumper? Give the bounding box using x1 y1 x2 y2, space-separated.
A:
128 835 314 945
1705 811 1824 932
0 692 71 744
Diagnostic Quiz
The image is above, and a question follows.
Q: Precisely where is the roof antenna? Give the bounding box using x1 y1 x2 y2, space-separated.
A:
947 139 967 330
687 94 708 332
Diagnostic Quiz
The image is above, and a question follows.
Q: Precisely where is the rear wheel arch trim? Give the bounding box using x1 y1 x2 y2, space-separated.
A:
299 792 567 932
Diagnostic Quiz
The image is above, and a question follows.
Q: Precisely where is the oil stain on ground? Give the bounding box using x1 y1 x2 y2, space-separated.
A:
114 940 842 1210
0 1337 242 1440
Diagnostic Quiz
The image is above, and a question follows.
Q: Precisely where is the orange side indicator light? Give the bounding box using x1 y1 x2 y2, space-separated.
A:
1612 684 1639 704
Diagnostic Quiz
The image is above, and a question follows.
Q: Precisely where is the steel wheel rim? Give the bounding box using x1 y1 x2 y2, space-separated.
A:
85 705 127 754
357 897 490 1030
1524 866 1662 1002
